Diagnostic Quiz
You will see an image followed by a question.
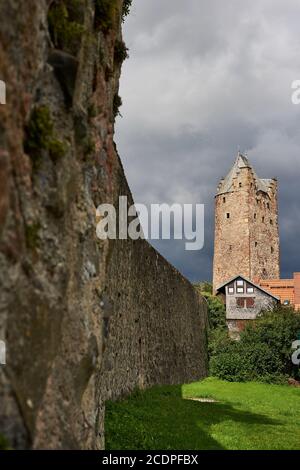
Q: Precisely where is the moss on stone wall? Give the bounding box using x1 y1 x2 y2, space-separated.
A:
48 0 85 56
25 222 41 250
48 139 67 162
24 106 67 166
24 106 54 153
94 0 119 34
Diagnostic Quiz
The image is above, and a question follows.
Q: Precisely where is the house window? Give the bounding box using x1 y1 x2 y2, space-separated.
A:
247 287 254 294
226 213 230 219
237 297 255 308
246 298 255 308
236 280 244 293
283 300 290 306
228 287 234 295
236 298 245 308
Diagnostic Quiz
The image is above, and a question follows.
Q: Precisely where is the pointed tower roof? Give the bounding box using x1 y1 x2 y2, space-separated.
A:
216 152 274 195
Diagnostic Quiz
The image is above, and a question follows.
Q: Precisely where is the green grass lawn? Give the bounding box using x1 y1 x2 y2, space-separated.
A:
105 377 300 450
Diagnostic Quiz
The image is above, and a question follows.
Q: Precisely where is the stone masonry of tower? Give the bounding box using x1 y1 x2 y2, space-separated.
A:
213 153 280 293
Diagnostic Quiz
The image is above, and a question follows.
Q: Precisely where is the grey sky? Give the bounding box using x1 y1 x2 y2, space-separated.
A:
115 0 300 282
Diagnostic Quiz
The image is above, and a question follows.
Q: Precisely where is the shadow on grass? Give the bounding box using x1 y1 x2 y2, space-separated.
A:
105 384 283 450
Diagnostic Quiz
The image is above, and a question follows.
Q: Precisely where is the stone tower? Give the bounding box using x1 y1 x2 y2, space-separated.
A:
213 153 280 292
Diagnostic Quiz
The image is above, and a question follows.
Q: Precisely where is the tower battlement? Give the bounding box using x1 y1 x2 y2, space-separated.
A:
213 153 280 293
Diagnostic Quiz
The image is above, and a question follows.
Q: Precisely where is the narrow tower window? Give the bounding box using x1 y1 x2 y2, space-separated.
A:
226 213 230 219
239 182 242 188
223 197 226 203
262 216 265 223
270 219 273 225
271 247 274 254
254 213 257 220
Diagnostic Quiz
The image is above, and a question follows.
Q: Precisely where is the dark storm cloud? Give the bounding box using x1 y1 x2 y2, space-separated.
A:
115 0 300 281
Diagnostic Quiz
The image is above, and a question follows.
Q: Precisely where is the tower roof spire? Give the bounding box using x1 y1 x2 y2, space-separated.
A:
216 152 273 196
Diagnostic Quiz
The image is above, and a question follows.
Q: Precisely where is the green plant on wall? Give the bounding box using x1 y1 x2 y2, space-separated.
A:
24 106 67 166
48 0 85 56
94 0 132 33
113 94 123 119
24 106 54 155
114 39 129 66
95 0 119 33
83 136 96 157
122 0 133 21
48 139 67 162
25 222 41 250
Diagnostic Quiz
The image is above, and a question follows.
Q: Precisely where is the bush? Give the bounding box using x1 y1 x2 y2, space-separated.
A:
208 327 231 358
194 282 226 330
197 281 213 295
242 308 300 377
194 281 227 364
210 341 285 383
205 295 226 330
210 307 300 383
